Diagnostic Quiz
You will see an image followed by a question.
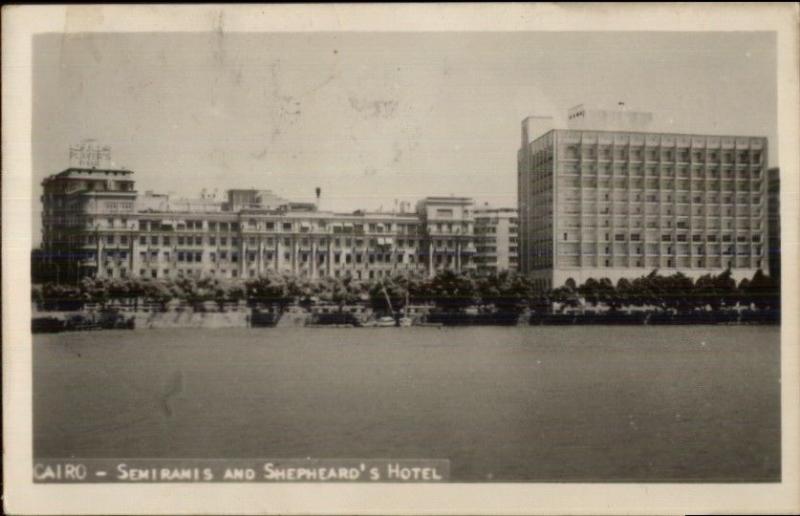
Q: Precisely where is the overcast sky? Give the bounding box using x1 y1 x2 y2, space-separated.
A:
33 31 777 243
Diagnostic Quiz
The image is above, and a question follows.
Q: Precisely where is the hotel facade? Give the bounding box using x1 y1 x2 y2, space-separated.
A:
518 105 769 290
39 161 478 283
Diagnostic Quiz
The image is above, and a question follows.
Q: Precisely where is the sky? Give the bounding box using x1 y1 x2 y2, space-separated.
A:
32 31 777 244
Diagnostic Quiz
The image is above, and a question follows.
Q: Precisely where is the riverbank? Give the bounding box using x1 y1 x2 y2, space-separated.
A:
32 305 779 333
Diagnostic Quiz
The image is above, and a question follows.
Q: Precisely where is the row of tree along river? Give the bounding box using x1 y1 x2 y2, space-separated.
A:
32 269 780 332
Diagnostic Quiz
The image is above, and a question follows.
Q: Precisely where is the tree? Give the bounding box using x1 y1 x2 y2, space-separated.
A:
744 269 779 310
427 270 478 311
615 278 634 310
246 273 290 308
578 277 602 306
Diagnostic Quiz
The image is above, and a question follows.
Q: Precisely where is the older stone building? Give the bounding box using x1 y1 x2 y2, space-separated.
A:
39 165 477 282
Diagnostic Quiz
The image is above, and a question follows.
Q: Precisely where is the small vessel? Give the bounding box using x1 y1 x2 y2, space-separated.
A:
374 316 397 327
398 291 413 327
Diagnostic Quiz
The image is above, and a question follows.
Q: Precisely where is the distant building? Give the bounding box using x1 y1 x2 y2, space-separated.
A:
39 157 477 282
473 205 518 273
518 105 769 290
767 167 780 278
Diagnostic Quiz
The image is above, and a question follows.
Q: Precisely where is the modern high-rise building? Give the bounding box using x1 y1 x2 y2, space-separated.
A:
38 153 477 283
473 205 518 273
767 167 780 279
518 105 769 290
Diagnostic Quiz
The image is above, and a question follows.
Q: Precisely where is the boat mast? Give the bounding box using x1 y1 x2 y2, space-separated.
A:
381 282 394 314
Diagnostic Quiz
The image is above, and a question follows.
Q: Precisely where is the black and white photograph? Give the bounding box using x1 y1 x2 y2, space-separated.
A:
3 4 799 515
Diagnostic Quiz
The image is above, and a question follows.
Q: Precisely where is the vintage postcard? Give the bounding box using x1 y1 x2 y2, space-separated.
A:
3 3 799 515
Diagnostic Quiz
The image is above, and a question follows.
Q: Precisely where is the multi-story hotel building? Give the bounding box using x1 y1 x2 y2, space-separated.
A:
39 156 477 283
518 104 769 290
473 206 519 273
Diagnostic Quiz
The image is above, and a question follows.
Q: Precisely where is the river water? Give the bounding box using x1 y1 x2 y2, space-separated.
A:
34 326 780 481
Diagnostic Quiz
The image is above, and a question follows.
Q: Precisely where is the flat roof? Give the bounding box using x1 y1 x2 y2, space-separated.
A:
52 167 134 178
533 128 768 143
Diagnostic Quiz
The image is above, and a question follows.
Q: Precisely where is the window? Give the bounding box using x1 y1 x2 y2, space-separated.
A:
163 236 170 245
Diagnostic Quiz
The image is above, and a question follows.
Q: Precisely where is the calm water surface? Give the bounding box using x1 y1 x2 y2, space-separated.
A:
34 326 780 481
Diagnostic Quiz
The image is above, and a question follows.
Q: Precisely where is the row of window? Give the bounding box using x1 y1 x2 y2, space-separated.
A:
101 234 472 250
558 246 764 256
137 219 445 234
557 258 764 269
130 266 451 282
560 190 762 204
124 248 473 266
560 232 762 243
561 144 762 164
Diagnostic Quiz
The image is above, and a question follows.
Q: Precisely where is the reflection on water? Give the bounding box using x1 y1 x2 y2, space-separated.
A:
34 326 780 482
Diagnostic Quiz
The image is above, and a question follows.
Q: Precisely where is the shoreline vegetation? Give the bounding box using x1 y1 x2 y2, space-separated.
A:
32 269 779 333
